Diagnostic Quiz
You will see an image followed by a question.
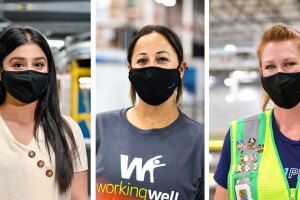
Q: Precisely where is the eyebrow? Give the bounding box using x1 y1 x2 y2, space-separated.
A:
156 51 170 55
263 57 298 63
135 53 147 58
283 57 297 61
261 60 273 64
9 57 47 63
135 51 170 58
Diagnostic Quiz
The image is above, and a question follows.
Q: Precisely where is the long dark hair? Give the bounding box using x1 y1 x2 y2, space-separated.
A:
127 25 184 105
0 27 77 193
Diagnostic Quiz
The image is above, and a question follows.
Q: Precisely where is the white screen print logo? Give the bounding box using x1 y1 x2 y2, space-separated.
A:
120 155 166 183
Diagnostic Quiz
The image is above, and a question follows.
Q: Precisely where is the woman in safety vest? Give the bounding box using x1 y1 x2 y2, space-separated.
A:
214 24 300 200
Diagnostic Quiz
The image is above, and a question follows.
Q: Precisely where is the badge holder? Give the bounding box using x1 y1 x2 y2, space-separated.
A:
235 183 253 200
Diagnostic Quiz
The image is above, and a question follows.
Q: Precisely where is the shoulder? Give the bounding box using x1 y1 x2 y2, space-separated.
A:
96 109 125 137
181 113 204 130
62 115 79 126
62 116 88 172
62 115 81 133
61 115 84 141
96 109 123 122
230 110 270 125
180 113 204 139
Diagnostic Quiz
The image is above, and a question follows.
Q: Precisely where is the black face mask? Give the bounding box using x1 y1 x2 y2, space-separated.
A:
1 70 49 103
261 72 300 109
129 66 181 106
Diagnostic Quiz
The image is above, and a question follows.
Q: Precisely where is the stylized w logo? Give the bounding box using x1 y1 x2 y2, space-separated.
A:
120 155 166 183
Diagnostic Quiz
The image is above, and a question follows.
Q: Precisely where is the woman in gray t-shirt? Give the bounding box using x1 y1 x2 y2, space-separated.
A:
96 25 204 200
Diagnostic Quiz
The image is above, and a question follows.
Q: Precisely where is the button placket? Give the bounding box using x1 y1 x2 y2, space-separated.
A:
27 150 54 178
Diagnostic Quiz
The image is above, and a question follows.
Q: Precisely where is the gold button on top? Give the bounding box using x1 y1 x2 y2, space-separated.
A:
46 170 53 177
28 151 36 158
37 160 45 168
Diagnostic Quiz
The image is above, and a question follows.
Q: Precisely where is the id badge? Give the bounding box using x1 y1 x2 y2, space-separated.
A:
235 184 252 200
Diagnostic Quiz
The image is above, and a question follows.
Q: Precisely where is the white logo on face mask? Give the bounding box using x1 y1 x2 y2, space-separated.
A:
120 155 166 183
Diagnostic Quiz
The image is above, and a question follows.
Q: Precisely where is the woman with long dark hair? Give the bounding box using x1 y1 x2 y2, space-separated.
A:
0 27 88 199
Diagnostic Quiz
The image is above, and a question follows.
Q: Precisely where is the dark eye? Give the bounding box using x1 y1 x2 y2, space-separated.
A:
157 57 169 62
137 58 147 64
14 63 24 68
265 64 275 69
285 62 296 67
35 63 45 68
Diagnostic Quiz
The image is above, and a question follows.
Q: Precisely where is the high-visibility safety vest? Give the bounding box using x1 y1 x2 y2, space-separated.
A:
227 109 300 200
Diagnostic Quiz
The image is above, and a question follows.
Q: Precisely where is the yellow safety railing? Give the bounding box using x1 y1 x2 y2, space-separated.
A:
209 140 224 151
69 59 91 132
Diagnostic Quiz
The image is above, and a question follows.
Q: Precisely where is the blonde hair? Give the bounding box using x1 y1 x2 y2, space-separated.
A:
257 23 300 111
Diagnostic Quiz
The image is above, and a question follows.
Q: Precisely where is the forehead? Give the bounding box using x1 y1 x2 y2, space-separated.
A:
261 40 300 60
132 32 176 55
4 43 46 60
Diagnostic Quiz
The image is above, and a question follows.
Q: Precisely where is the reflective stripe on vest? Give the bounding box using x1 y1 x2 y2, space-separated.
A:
227 109 300 200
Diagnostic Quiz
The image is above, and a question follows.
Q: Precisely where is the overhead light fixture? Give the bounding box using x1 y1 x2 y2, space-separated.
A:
163 0 176 6
224 78 233 87
47 40 65 48
224 44 237 52
154 0 176 7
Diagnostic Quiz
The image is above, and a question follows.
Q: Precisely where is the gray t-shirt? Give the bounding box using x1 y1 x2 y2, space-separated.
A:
96 108 204 200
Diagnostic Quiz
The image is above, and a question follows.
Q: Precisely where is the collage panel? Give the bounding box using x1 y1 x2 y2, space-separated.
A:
0 0 91 199
95 0 205 200
209 1 300 200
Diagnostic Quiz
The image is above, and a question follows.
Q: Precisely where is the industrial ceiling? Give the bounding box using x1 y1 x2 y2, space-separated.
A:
210 0 300 49
0 0 90 39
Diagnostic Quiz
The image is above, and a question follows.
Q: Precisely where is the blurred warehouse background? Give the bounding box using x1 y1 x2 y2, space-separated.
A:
0 0 91 195
96 0 205 123
209 0 300 198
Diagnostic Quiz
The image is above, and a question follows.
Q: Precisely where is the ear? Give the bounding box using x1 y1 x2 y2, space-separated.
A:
179 61 187 78
128 64 132 71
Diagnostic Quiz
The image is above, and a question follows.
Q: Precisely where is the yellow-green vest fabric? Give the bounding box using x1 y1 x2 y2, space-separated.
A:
227 110 300 200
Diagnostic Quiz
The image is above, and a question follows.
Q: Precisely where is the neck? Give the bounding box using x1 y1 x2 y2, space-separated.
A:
273 104 300 140
134 95 179 123
0 99 37 124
